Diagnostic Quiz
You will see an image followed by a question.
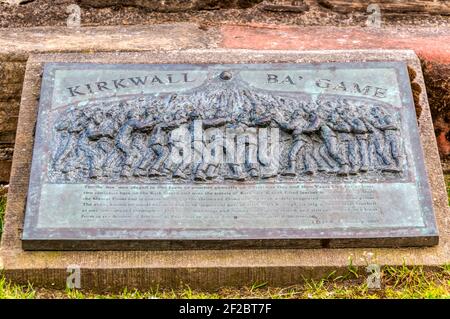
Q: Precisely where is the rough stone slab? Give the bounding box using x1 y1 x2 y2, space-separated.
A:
220 25 450 63
1 25 450 62
78 0 263 10
0 101 20 116
0 84 22 101
0 49 448 291
0 133 15 146
0 146 13 161
422 61 450 166
318 0 450 15
0 117 18 133
0 101 19 134
0 160 12 183
0 24 219 60
0 62 25 84
2 0 450 29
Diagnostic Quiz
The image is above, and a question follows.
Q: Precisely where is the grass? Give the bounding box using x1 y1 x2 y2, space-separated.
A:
0 264 450 299
0 277 36 299
0 177 450 299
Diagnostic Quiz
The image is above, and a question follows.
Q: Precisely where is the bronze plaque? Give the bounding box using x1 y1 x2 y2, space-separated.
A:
22 62 438 250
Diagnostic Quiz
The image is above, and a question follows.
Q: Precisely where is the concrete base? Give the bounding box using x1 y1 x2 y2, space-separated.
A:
0 49 448 291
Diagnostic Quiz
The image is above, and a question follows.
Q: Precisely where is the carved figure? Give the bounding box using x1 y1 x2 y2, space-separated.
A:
52 108 85 174
276 109 313 176
115 108 156 177
370 106 401 172
49 82 405 182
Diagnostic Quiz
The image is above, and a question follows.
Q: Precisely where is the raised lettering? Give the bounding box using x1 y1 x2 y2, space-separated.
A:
353 83 372 95
151 75 163 84
128 76 149 86
316 79 331 89
67 86 85 97
281 75 295 85
374 87 387 98
267 74 278 84
334 81 347 91
113 79 128 89
85 84 94 94
183 73 195 83
167 74 180 84
96 82 111 92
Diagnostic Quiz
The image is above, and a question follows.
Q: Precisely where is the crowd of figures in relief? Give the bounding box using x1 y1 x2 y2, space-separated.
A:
49 80 404 182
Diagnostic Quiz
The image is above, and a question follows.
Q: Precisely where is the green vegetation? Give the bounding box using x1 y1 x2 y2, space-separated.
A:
0 277 35 299
0 177 449 299
0 265 450 299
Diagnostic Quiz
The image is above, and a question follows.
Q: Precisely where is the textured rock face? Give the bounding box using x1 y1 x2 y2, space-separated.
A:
422 61 450 171
0 62 24 182
1 0 450 28
316 0 450 15
77 0 263 10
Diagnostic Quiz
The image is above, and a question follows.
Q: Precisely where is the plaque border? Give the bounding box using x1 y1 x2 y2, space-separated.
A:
21 61 439 250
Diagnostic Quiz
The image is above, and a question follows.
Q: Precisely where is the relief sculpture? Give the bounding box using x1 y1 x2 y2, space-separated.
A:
49 79 404 182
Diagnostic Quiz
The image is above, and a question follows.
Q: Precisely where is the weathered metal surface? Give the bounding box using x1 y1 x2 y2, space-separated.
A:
21 62 438 250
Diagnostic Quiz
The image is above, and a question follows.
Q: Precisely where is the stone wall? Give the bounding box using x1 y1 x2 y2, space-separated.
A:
1 0 450 28
422 61 450 171
0 62 24 182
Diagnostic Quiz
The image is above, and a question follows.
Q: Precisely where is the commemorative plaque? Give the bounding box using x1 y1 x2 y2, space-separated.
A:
21 62 438 250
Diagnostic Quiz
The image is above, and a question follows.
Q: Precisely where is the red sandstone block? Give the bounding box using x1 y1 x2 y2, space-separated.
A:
220 25 450 64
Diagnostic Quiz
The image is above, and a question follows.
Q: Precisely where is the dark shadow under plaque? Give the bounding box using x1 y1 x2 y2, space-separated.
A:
22 62 438 250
